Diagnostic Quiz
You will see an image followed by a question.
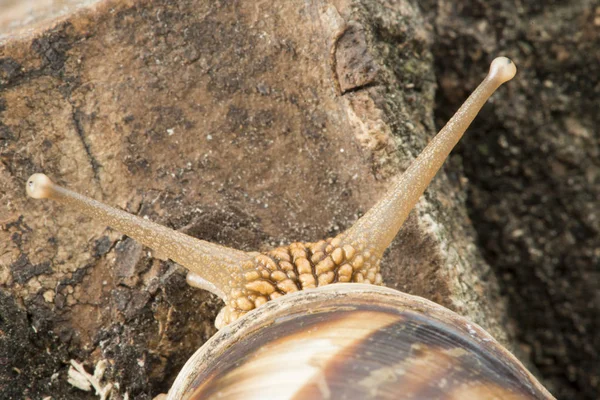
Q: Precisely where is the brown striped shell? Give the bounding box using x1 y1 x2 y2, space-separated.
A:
168 284 553 400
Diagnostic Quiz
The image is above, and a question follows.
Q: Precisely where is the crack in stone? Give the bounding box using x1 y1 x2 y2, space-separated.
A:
70 105 103 184
340 81 380 95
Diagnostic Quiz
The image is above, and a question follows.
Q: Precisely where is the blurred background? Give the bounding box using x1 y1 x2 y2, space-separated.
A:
0 0 98 39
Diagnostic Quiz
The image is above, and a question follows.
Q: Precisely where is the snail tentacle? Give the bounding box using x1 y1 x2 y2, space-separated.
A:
26 57 517 328
25 173 249 301
340 57 517 259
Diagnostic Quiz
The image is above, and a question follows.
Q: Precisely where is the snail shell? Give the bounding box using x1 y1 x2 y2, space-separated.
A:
170 284 552 400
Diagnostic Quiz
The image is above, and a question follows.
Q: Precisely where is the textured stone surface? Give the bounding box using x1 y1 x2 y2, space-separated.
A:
419 1 599 398
0 0 595 398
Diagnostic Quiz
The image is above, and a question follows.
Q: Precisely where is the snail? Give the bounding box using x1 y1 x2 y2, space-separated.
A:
25 57 554 399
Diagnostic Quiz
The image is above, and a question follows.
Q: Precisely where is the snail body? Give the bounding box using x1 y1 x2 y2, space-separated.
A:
25 58 555 399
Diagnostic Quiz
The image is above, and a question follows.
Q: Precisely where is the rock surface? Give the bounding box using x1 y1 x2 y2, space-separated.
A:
0 0 596 399
421 1 599 398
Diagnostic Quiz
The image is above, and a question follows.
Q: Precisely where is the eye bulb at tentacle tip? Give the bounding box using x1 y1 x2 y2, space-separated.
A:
488 56 517 84
26 173 54 199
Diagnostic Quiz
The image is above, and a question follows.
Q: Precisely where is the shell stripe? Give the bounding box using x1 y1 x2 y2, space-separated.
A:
185 307 541 399
292 311 536 399
187 310 401 399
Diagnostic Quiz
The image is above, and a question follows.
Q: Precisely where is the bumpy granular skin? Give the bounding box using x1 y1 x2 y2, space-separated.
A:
222 239 382 325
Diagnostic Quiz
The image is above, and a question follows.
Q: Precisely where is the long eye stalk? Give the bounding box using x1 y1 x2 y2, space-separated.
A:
340 57 516 257
26 173 249 300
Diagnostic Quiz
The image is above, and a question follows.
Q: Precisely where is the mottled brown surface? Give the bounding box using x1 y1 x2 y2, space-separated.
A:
419 1 599 398
0 0 595 399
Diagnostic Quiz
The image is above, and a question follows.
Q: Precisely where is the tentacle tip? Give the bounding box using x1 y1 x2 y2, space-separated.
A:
488 56 517 84
26 173 53 199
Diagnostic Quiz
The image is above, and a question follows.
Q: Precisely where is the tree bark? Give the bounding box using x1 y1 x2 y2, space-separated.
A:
0 0 597 399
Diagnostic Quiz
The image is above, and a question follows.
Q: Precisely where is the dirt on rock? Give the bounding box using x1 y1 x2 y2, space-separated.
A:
421 1 599 398
0 0 597 399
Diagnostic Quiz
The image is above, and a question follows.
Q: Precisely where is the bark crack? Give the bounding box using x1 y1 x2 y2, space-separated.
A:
70 105 103 185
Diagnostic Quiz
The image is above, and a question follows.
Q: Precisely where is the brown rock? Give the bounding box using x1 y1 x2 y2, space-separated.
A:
421 1 599 398
2 0 595 398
